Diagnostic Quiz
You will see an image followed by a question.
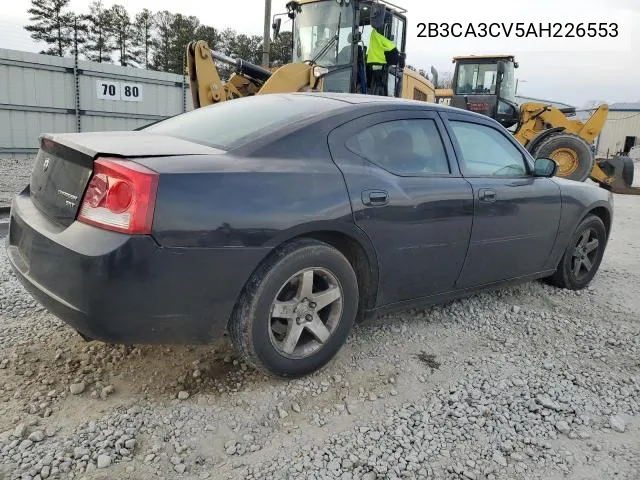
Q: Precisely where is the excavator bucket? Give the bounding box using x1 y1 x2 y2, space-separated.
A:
591 156 640 195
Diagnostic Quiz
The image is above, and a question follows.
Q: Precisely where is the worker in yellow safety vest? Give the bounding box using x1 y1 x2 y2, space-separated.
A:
367 28 398 65
366 28 400 96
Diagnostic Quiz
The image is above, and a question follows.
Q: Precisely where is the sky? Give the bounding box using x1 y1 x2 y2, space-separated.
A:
1 0 639 107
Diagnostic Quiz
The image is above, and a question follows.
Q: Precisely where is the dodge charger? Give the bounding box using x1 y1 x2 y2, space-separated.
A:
6 93 613 377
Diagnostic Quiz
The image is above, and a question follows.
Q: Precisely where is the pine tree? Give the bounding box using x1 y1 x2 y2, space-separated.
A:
167 14 200 74
211 28 238 80
229 33 262 65
24 0 74 56
70 14 89 57
152 10 175 72
217 28 238 57
82 0 115 63
108 5 135 66
194 25 220 51
132 9 156 69
269 31 293 67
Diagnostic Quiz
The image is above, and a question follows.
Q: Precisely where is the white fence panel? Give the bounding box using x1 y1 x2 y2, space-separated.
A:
0 48 190 157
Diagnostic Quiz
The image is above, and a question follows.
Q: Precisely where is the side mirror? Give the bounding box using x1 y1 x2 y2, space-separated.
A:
272 18 282 40
534 158 558 177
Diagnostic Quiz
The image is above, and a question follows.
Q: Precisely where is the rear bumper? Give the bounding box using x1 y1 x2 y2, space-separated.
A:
6 192 270 344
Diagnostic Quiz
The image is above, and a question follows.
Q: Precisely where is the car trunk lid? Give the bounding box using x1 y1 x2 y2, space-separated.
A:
29 132 224 228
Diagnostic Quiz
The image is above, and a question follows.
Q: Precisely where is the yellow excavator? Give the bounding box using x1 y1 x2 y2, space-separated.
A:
186 0 637 193
433 55 638 194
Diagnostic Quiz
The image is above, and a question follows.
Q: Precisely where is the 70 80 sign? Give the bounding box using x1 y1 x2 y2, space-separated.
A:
96 80 143 102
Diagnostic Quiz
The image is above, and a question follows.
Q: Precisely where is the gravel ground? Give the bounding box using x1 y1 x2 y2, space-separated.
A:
1 189 639 480
0 157 35 209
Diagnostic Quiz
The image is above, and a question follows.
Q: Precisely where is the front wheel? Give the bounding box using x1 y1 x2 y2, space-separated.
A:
545 214 607 290
229 238 359 378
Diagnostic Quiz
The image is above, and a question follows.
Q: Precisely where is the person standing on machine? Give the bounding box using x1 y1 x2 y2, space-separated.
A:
366 6 400 96
367 28 398 66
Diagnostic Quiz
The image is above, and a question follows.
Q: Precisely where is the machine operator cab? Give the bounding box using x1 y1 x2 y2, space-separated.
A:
449 55 521 129
275 0 408 98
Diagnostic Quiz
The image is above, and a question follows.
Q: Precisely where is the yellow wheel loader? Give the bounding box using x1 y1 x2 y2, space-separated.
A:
186 0 437 109
434 55 639 194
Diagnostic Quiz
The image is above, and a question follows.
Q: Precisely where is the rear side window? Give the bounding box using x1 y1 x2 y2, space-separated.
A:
346 119 450 175
143 94 346 150
449 121 528 177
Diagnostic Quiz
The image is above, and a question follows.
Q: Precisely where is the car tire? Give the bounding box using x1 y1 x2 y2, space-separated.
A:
545 214 607 290
229 238 359 378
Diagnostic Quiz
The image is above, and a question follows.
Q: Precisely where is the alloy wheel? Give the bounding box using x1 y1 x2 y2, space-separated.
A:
571 227 600 281
268 267 344 359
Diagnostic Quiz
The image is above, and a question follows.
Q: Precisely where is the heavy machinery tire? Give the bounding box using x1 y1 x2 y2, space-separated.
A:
544 214 607 290
229 238 359 378
532 133 594 182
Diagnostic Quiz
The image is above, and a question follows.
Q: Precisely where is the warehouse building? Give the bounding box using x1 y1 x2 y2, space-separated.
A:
596 102 640 158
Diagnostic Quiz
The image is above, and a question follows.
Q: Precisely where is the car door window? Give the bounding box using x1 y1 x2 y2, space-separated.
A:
346 119 450 176
449 121 528 177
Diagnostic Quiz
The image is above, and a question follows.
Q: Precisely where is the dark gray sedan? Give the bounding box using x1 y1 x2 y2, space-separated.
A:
6 93 613 377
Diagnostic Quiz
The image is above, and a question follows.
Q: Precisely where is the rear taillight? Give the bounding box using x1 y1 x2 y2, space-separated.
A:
77 157 159 234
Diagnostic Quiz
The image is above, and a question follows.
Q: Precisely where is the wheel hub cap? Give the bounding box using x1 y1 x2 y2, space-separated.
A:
550 147 580 177
294 299 316 324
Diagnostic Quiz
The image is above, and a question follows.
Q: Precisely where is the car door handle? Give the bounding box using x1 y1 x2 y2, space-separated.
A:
362 189 389 206
479 188 497 202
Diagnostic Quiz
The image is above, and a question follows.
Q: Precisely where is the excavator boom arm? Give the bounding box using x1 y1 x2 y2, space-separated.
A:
514 103 609 146
187 41 228 108
186 40 318 108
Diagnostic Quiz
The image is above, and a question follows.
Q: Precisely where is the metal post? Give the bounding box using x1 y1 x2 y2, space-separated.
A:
182 51 186 113
262 0 272 67
73 17 81 133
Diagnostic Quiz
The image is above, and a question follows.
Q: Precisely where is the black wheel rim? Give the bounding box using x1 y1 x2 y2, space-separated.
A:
571 227 600 281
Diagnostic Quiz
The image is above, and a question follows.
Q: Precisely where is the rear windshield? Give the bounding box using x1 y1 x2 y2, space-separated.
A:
142 94 346 150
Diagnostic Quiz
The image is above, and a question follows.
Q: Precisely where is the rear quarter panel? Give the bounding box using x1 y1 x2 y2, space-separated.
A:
144 153 355 249
546 178 614 269
135 107 384 259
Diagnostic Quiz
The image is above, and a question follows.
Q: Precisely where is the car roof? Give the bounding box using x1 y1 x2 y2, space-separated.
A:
223 92 501 156
286 91 493 121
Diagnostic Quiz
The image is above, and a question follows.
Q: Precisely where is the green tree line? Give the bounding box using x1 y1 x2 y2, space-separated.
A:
24 0 293 74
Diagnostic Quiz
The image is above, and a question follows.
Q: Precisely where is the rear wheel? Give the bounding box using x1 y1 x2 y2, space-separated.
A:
229 238 359 378
532 133 594 182
546 214 607 290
